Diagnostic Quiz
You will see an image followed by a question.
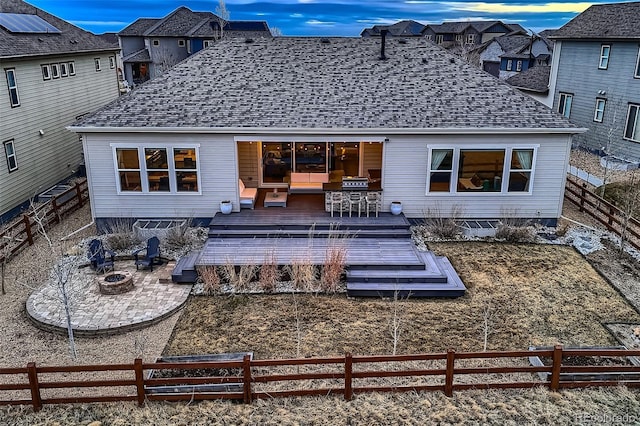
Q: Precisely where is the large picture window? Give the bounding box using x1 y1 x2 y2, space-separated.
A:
294 142 326 173
624 104 640 142
114 146 200 193
4 139 18 172
426 147 536 194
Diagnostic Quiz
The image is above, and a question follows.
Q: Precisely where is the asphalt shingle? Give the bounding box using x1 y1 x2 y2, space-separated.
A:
552 2 640 39
75 37 575 130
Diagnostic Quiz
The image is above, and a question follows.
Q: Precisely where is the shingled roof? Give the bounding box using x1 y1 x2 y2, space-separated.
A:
0 0 118 59
74 37 575 131
552 2 640 40
506 66 551 93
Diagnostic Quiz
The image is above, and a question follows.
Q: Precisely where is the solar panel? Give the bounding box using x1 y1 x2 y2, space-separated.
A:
0 13 61 34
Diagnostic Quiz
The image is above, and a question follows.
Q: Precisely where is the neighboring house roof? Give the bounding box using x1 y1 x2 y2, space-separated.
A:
495 34 532 53
98 32 119 47
506 65 551 93
361 20 426 37
427 20 519 35
144 7 214 37
538 29 557 39
118 18 159 36
225 21 270 32
122 48 150 62
0 0 118 59
551 2 640 40
74 37 576 131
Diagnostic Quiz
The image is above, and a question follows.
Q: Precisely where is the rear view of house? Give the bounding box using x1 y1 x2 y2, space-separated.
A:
0 0 121 221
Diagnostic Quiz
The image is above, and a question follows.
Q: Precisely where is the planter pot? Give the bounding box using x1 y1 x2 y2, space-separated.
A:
220 201 232 215
390 201 402 216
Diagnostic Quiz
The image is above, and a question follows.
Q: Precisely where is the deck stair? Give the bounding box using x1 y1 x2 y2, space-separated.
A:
173 210 466 297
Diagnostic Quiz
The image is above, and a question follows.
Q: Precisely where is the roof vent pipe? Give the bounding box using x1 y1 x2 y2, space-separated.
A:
379 29 388 60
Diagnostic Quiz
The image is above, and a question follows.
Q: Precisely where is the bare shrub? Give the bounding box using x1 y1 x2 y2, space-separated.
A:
321 227 349 293
104 218 140 251
219 257 257 292
163 222 191 250
259 249 280 293
422 204 463 239
197 265 222 295
495 213 536 243
286 259 317 292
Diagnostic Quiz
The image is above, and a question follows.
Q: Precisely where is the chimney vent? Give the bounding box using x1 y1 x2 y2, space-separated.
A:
379 29 388 60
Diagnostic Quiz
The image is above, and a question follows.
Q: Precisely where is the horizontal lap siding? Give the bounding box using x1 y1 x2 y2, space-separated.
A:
382 134 571 219
1 54 119 216
84 133 237 218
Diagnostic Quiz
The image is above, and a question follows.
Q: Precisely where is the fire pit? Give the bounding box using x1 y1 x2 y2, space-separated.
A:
98 271 134 295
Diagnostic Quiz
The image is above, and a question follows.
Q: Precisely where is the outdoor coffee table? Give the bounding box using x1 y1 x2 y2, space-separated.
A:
264 190 287 207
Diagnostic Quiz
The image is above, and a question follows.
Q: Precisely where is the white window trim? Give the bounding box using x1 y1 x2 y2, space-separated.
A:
51 63 60 78
4 139 18 172
425 145 538 196
435 34 443 44
425 34 432 41
111 144 201 195
41 64 51 80
506 60 513 71
466 34 475 44
558 92 573 118
203 40 212 48
178 39 185 47
624 104 640 143
68 61 75 76
94 58 101 72
455 34 463 42
635 47 640 78
152 39 160 46
109 56 115 69
5 68 19 107
60 62 68 77
594 98 606 122
516 60 522 72
599 44 610 70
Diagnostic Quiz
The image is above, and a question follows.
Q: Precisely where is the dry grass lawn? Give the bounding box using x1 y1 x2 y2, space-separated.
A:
166 242 640 358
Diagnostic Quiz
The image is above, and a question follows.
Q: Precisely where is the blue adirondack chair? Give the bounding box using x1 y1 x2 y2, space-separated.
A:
87 239 115 274
133 236 161 271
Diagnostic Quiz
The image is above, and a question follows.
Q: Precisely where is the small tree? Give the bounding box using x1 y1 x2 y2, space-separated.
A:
214 0 230 39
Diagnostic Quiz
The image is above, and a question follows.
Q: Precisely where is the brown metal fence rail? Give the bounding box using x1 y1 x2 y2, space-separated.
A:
564 177 640 251
2 347 640 412
0 179 89 264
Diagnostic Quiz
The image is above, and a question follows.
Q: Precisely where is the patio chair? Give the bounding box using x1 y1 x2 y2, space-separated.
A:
365 192 382 218
329 191 345 217
133 236 161 271
347 192 364 217
87 239 115 274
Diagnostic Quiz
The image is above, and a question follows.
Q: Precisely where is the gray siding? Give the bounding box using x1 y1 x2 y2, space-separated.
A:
554 40 640 160
0 53 120 218
237 142 259 187
148 37 191 78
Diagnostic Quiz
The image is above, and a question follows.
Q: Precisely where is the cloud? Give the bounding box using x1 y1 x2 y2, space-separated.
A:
71 20 129 27
290 13 304 18
306 19 336 26
443 2 593 14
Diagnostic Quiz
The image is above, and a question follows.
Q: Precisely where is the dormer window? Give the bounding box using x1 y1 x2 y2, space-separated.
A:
599 45 610 69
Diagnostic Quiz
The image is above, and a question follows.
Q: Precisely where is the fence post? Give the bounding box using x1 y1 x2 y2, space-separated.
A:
445 349 455 397
579 183 586 212
75 181 84 208
134 358 145 407
608 206 615 231
27 362 42 412
242 354 252 404
550 345 563 392
51 198 60 224
23 215 33 246
344 353 353 401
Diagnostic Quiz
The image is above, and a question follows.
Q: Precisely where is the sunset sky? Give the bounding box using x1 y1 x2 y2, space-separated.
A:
24 0 618 35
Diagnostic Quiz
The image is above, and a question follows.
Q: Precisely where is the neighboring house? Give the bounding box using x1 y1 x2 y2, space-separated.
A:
360 20 426 37
70 37 583 229
506 65 552 104
473 32 553 78
422 21 525 49
0 0 121 221
548 2 640 161
118 6 271 87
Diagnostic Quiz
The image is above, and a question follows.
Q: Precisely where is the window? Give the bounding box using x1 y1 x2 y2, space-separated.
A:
506 60 513 71
425 35 432 41
635 47 640 78
428 149 453 192
624 104 640 142
508 149 533 192
41 64 51 80
116 148 142 192
426 147 536 194
466 34 475 44
203 40 213 48
4 140 17 172
5 68 19 107
114 146 200 193
109 56 115 69
174 148 198 192
178 39 185 47
435 34 443 44
594 98 606 122
51 63 59 78
516 60 522 72
94 58 101 72
455 34 463 43
152 39 159 46
599 45 610 69
60 62 68 77
458 150 505 192
558 92 573 118
294 142 326 173
68 61 75 76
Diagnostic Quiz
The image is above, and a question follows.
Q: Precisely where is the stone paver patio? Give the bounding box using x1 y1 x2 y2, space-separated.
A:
26 260 192 336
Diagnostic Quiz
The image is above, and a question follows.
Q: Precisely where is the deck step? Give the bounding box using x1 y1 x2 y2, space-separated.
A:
207 228 411 239
345 282 466 298
172 253 200 284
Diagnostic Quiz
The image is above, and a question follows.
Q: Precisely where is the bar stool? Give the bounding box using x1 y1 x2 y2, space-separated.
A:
329 191 345 217
347 191 364 217
365 192 381 217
